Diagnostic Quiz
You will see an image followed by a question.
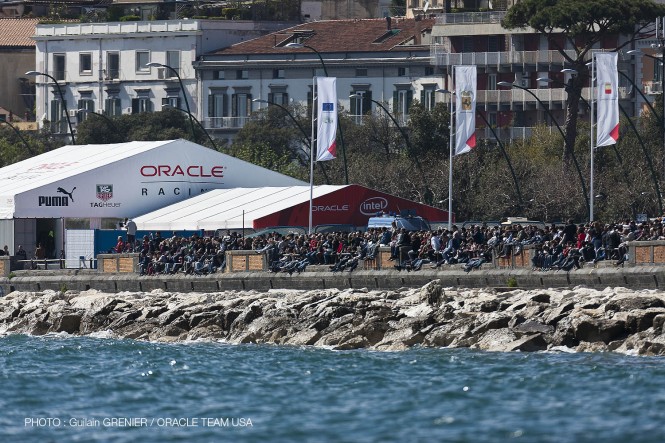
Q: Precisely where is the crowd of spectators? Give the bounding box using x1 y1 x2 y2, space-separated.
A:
111 217 665 275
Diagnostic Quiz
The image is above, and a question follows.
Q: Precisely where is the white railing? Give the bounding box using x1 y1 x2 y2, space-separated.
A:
35 20 200 36
430 48 580 67
435 11 507 25
204 116 250 129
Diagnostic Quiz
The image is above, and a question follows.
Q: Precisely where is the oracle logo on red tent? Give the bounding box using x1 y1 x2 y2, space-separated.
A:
359 197 388 215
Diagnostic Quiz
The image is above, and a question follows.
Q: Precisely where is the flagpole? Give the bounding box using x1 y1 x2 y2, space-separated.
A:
448 68 455 231
309 76 316 235
590 55 595 222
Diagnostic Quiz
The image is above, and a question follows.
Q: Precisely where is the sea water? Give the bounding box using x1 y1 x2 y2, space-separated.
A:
0 334 664 443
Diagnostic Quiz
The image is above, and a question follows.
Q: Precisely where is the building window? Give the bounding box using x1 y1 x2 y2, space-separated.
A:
393 89 413 122
421 87 436 111
49 99 67 133
131 97 152 114
136 51 150 73
488 36 499 52
398 67 409 77
162 97 181 110
272 69 285 79
356 68 368 77
214 71 225 80
77 97 94 123
79 53 92 75
208 91 228 128
165 51 180 77
53 54 66 81
268 91 289 106
104 97 122 116
425 66 434 76
236 70 249 80
488 74 497 90
106 52 119 80
463 37 473 52
232 92 252 127
350 90 372 123
488 112 497 128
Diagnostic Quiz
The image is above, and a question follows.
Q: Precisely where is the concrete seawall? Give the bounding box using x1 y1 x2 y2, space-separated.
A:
2 266 665 294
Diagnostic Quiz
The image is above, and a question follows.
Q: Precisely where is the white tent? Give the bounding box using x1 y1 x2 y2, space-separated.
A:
0 139 305 219
133 186 345 231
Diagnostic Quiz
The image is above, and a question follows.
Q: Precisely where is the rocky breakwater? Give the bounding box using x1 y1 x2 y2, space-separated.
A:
2 281 665 355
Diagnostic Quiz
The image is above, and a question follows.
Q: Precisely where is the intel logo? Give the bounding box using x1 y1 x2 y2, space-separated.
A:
360 197 388 215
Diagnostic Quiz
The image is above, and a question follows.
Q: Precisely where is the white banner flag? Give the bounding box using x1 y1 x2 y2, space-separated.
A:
596 52 619 147
454 65 477 155
316 77 337 161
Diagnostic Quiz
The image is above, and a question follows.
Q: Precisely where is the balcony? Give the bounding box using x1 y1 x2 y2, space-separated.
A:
431 48 580 68
204 116 250 130
435 11 507 25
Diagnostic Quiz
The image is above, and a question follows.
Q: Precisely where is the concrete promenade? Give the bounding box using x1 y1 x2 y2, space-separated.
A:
1 265 664 294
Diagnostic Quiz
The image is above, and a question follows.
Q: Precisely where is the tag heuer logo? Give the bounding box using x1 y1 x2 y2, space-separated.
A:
96 184 113 202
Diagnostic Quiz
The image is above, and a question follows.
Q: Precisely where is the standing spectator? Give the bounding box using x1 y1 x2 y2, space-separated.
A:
124 218 137 249
115 236 125 253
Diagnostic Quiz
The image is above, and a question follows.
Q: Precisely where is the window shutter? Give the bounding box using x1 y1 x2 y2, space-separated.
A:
268 92 273 104
364 91 372 114
392 91 398 114
406 90 413 114
231 94 238 117
246 94 252 116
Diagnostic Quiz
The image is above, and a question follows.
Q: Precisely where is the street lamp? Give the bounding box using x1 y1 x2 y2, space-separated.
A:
497 81 590 215
284 42 349 185
436 88 454 230
162 104 217 150
146 62 196 139
25 70 75 145
350 93 432 204
77 108 117 129
253 98 330 184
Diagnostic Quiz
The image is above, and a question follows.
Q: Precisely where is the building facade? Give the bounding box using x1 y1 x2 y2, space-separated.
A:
31 19 295 136
195 17 441 145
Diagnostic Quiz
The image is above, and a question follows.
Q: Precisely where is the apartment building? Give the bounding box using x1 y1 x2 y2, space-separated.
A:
0 18 38 121
425 5 636 141
195 17 441 145
31 19 295 135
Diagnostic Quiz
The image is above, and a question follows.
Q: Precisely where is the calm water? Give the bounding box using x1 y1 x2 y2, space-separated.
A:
0 334 664 443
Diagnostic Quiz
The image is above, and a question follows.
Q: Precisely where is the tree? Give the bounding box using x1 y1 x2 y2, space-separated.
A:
502 0 665 161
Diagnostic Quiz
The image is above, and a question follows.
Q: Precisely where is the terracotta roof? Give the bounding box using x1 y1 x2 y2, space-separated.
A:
0 19 38 48
210 17 434 56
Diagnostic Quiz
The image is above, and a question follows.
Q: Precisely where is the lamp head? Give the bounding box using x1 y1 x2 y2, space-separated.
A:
285 42 304 49
497 81 514 88
145 62 163 68
25 70 39 76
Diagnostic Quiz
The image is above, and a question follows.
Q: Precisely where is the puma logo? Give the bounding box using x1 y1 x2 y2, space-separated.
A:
57 187 76 202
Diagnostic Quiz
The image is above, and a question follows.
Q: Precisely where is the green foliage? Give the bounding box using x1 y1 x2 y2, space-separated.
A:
75 109 212 147
8 272 15 280
506 277 518 288
120 15 141 22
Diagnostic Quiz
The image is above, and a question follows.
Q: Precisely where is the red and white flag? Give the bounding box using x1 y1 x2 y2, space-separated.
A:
454 65 477 155
596 52 619 147
316 77 337 161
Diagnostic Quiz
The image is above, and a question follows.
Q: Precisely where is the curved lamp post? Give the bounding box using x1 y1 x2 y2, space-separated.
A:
25 70 75 145
285 42 349 184
540 75 663 215
253 98 330 184
146 62 196 140
163 104 217 150
77 108 118 130
498 81 590 215
350 93 430 197
0 119 32 153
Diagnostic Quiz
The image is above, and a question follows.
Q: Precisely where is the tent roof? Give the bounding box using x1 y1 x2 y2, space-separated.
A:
0 140 175 196
134 185 347 231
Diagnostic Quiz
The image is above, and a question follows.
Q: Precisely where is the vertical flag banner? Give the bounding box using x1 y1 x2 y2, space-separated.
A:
316 77 337 161
454 65 477 155
596 52 619 146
